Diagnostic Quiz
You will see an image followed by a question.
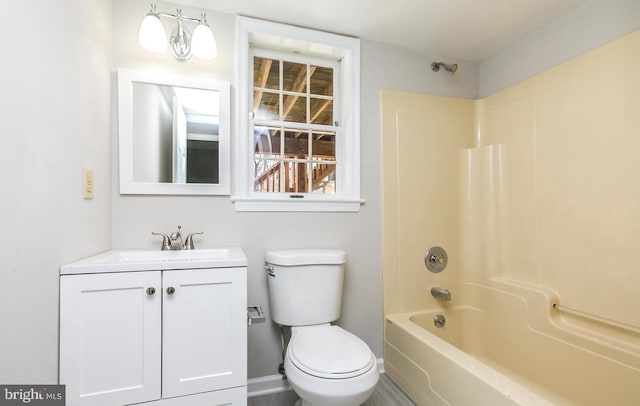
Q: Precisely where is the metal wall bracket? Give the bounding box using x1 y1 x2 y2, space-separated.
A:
247 305 266 325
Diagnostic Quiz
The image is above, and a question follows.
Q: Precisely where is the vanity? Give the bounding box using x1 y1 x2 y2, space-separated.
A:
59 248 247 406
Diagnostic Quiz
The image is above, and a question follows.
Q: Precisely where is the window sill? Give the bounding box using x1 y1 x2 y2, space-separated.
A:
231 196 365 212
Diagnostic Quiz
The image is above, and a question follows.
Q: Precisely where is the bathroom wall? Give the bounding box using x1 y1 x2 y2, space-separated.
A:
382 29 640 331
0 0 113 382
110 0 479 380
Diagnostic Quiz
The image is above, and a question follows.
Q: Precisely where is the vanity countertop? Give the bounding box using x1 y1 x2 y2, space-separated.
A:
60 247 247 275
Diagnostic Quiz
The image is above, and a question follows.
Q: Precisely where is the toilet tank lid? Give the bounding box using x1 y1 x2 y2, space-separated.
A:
265 249 346 266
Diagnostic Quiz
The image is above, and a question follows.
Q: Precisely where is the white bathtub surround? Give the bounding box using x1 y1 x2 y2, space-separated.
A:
381 29 640 406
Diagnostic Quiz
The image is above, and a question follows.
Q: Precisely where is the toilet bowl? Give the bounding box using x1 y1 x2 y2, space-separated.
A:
265 249 379 405
285 325 379 406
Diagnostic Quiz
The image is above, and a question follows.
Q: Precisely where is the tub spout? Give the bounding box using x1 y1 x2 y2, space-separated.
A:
431 287 451 301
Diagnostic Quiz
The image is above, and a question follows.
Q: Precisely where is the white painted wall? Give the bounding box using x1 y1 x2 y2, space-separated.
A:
0 0 112 383
363 42 479 99
479 0 640 97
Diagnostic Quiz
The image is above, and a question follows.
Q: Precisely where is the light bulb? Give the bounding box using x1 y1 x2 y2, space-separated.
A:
138 13 167 53
192 20 217 60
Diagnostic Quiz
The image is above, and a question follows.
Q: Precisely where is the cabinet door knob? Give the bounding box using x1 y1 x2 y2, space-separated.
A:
166 287 176 295
146 287 156 296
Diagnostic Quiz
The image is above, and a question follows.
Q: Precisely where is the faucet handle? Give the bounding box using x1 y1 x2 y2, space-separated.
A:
152 232 171 250
170 225 182 239
184 232 204 250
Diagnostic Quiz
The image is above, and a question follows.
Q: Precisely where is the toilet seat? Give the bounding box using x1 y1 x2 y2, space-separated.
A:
288 325 376 379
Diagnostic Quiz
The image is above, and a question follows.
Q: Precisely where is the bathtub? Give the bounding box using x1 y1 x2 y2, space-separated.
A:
384 278 640 405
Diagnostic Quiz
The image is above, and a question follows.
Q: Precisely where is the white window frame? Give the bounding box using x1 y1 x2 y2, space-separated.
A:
233 16 362 212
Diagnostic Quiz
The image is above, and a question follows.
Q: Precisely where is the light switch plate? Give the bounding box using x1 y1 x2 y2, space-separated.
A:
83 168 94 199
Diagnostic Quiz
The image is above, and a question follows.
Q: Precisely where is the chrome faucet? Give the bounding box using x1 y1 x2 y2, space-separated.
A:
431 287 452 301
152 226 204 250
169 226 184 250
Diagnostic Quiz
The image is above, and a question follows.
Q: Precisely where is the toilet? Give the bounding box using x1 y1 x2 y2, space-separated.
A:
265 249 379 406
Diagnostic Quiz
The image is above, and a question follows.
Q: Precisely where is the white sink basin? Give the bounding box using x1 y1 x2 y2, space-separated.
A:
60 247 247 275
120 249 232 262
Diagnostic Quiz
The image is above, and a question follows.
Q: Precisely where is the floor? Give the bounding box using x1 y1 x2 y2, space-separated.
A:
247 374 415 406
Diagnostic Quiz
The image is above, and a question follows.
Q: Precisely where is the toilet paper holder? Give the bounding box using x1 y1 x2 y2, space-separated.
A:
247 305 266 325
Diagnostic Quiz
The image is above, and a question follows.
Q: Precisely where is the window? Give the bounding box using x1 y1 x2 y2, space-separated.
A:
234 17 362 212
252 53 337 194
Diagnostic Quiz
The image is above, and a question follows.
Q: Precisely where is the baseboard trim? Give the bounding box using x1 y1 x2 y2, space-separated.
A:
247 374 292 398
248 358 385 398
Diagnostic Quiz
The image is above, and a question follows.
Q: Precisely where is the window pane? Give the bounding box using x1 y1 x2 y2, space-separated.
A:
312 132 335 161
253 57 279 90
253 127 289 193
283 95 306 123
283 62 307 93
310 98 333 125
284 130 309 159
283 161 309 193
310 66 333 96
254 127 281 158
254 92 279 120
254 159 280 192
312 163 336 194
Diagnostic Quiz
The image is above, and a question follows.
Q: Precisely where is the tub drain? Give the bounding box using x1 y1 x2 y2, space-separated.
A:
434 314 446 328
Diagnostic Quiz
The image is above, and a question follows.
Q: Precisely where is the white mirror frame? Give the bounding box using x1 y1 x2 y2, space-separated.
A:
117 69 231 195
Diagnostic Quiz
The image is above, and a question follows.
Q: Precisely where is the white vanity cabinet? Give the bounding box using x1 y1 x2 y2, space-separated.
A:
59 249 247 406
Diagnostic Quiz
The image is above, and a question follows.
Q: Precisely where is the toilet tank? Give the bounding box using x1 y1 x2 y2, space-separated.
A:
266 249 346 326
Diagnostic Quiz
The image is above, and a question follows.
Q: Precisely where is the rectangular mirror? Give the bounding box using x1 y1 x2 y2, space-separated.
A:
117 69 230 195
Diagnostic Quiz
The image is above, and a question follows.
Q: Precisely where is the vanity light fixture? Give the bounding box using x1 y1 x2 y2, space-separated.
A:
138 3 217 62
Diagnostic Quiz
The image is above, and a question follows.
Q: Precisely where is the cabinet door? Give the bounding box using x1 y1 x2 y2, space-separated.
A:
162 267 247 398
60 271 161 406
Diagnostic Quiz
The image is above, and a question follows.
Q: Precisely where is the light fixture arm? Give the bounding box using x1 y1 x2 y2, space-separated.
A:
157 10 203 24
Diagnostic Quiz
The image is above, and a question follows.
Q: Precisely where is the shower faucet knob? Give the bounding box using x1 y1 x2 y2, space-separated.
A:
425 246 448 273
